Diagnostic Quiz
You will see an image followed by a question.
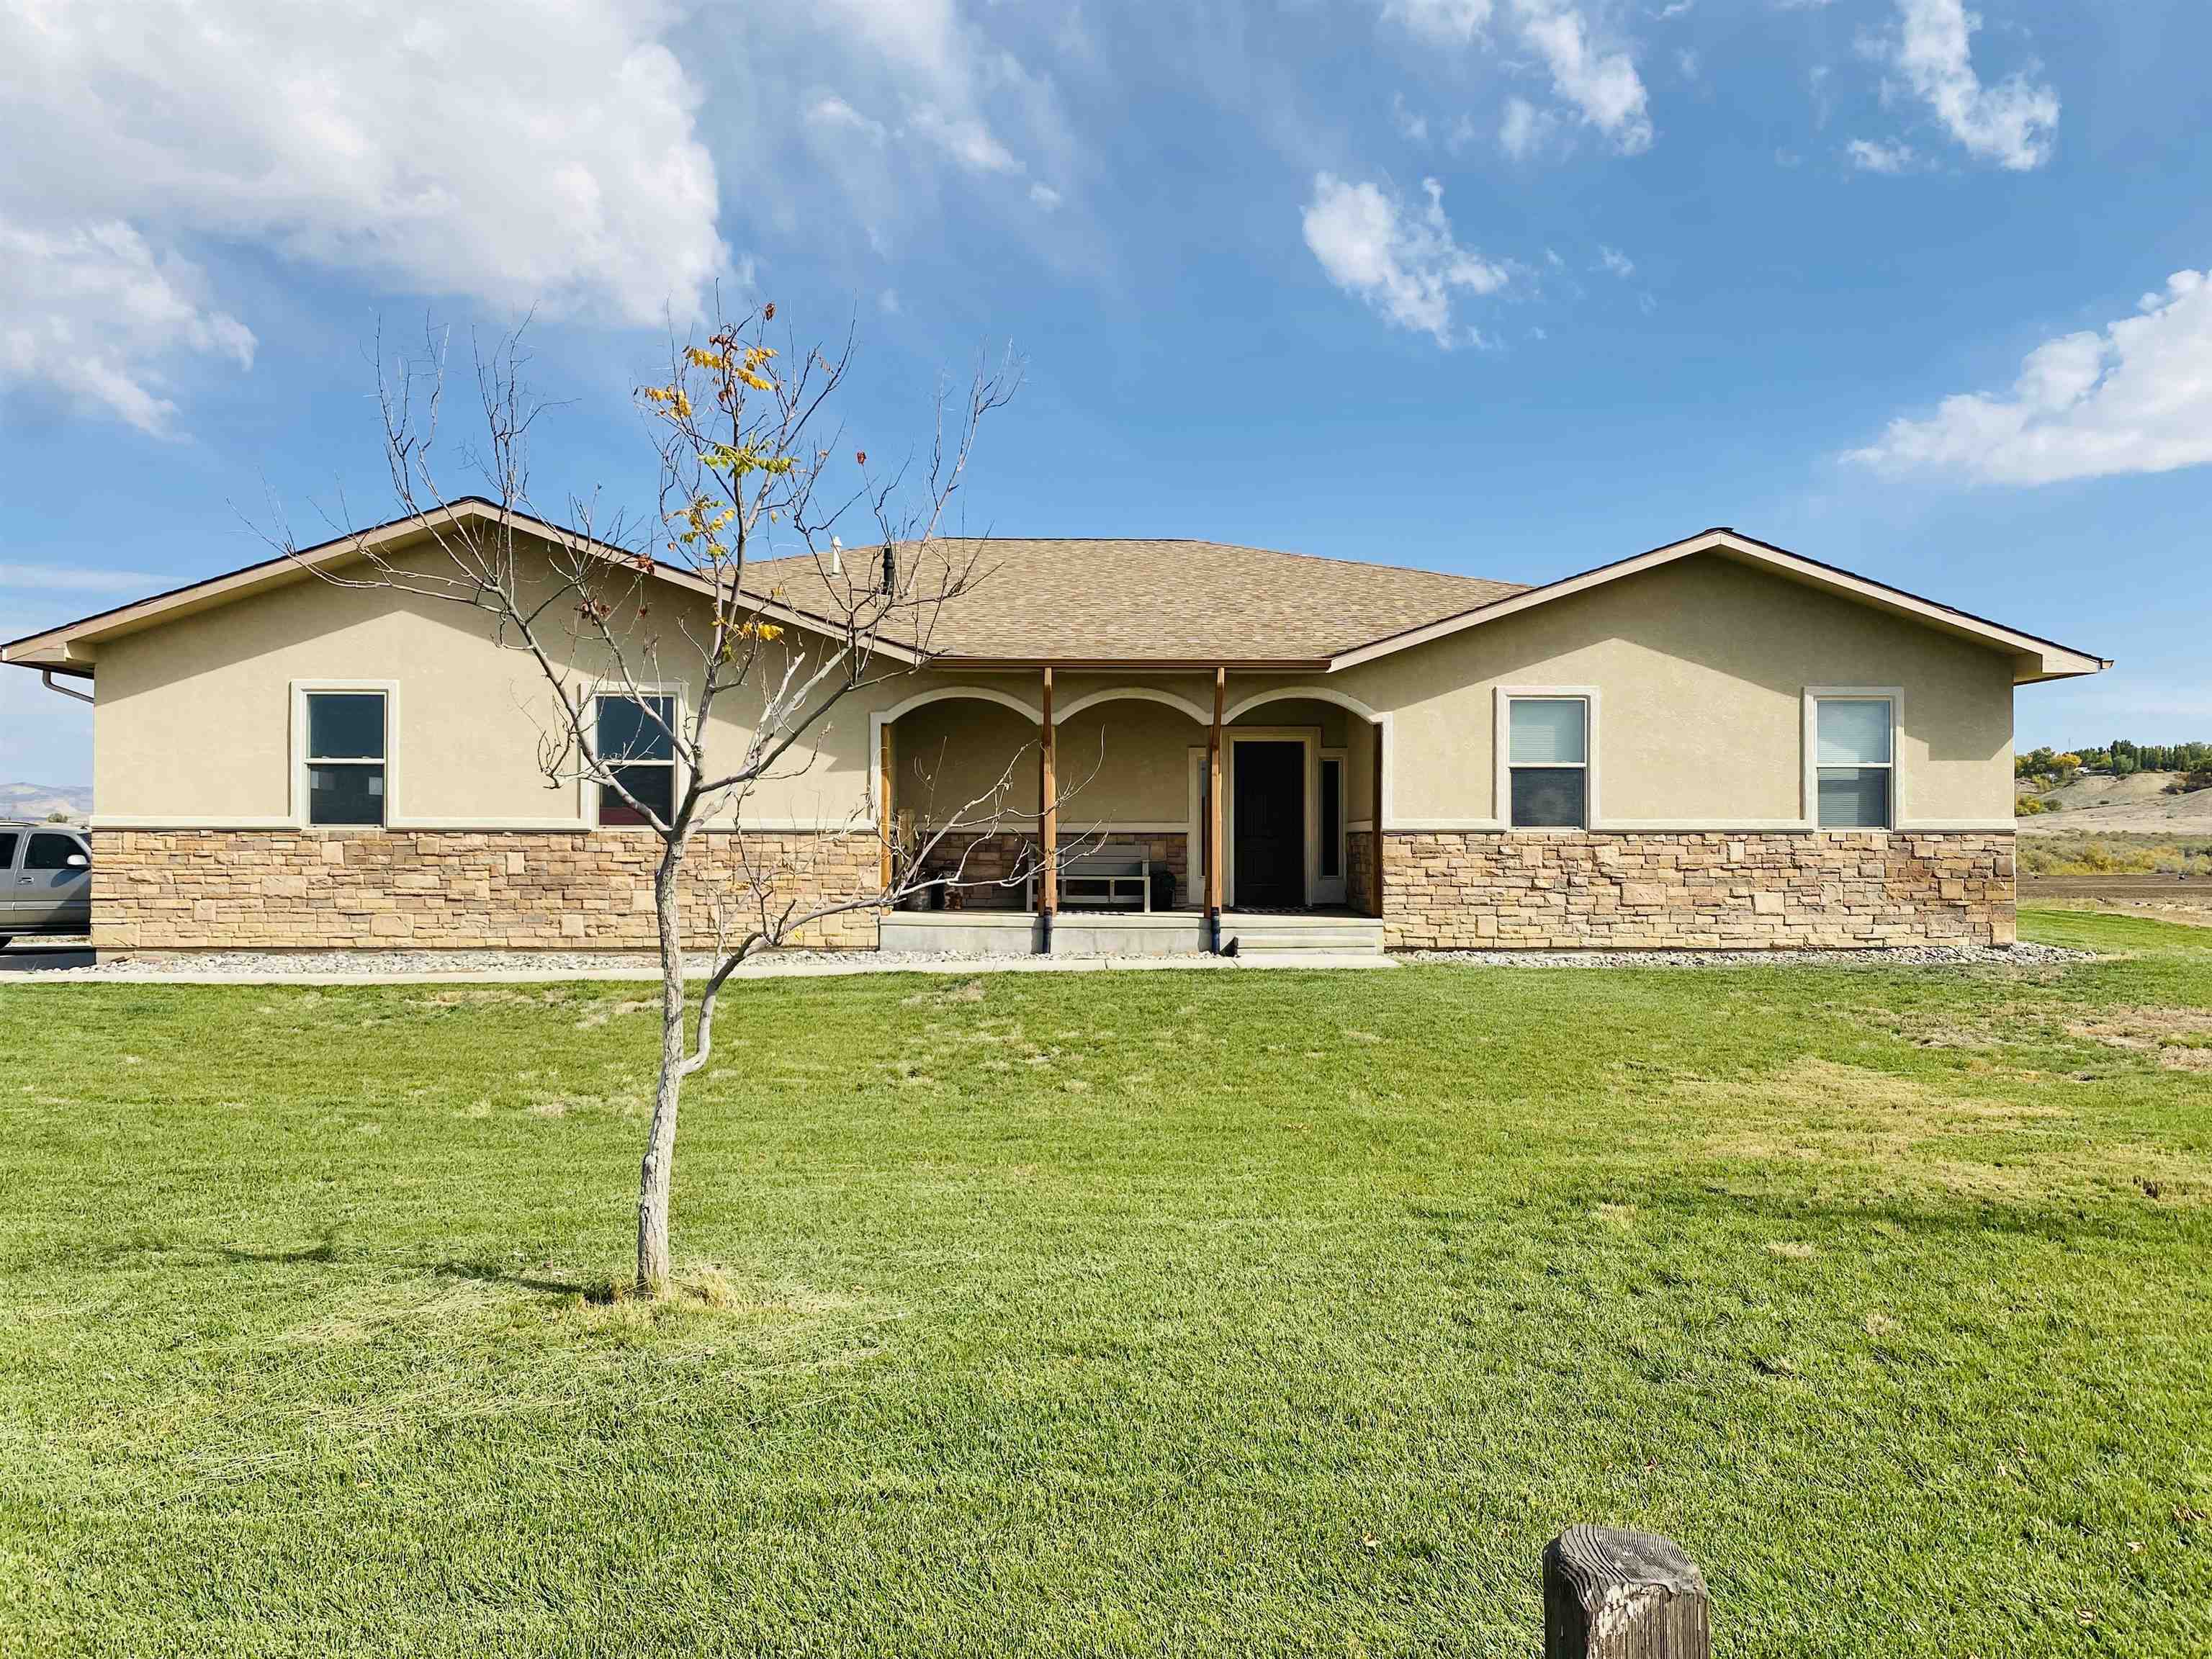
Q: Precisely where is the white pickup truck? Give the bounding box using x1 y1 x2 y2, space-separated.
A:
0 823 91 946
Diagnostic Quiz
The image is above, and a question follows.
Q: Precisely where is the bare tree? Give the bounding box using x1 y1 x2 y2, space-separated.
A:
283 304 1033 1295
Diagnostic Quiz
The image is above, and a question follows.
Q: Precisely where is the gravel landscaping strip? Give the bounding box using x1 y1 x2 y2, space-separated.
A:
1398 940 2093 968
14 938 2096 982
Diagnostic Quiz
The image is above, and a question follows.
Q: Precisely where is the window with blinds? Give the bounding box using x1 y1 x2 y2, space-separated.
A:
1816 698 1893 828
1508 697 1588 828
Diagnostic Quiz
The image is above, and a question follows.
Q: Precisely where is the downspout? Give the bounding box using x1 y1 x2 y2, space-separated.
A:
42 669 94 705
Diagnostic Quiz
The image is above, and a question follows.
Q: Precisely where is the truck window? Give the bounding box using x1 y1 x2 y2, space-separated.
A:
24 833 82 870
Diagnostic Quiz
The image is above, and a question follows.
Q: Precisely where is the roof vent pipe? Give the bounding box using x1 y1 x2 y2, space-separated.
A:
880 543 896 595
830 536 842 578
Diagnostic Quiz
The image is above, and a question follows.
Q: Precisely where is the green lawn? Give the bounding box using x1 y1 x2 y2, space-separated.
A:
3 908 2208 1656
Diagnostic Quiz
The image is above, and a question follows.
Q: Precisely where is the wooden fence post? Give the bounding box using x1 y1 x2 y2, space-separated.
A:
1543 1525 1709 1658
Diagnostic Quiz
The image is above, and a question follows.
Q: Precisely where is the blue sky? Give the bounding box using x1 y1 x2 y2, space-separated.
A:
3 0 2208 786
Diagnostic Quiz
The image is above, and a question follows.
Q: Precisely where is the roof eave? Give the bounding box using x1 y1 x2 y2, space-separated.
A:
927 655 1333 674
0 641 86 672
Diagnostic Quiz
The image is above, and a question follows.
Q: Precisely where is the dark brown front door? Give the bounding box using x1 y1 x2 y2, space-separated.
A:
1233 741 1304 907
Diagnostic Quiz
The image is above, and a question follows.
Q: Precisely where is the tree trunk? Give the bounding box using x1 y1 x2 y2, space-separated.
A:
636 841 688 1297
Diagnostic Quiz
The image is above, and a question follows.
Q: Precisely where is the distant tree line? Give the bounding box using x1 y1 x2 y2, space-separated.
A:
2018 739 2212 791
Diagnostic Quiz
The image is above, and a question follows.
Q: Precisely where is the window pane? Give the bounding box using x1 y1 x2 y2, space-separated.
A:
599 695 675 763
25 833 81 870
0 833 18 870
1509 698 1586 765
1817 698 1891 765
307 692 385 760
1817 766 1891 828
1511 767 1586 828
1320 760 1341 878
602 765 674 826
309 764 385 825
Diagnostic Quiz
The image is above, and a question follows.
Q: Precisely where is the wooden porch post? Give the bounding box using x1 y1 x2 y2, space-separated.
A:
1207 667 1225 949
878 718 894 891
1370 718 1385 920
1039 667 1057 942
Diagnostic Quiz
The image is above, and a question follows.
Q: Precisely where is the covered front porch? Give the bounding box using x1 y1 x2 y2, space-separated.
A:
871 670 1388 956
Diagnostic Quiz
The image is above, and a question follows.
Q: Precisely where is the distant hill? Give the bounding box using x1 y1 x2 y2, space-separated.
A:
2018 770 2212 835
0 782 92 822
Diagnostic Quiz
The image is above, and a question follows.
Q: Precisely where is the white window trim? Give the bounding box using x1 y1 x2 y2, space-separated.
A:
589 683 688 831
1495 687 1599 832
290 680 397 830
1804 686 1902 832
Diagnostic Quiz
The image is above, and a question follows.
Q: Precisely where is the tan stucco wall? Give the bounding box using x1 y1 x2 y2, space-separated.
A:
89 544 2015 835
1332 552 2015 828
93 550 922 828
891 698 1202 826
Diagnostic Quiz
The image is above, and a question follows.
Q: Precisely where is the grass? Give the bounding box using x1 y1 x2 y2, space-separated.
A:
1 910 2208 1655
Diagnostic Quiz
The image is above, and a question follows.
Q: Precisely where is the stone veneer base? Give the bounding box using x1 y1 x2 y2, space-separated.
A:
91 827 2015 955
1380 830 2014 951
91 829 881 953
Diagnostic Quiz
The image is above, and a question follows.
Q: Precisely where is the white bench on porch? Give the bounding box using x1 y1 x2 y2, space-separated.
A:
1025 840 1153 912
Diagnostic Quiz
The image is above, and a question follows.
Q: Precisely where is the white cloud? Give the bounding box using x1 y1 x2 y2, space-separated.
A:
1846 138 1919 174
817 2 1056 183
1507 1 1655 154
0 2 724 323
806 94 890 145
1845 269 2212 485
0 217 253 436
763 2 1074 243
1392 93 1431 145
1380 0 1651 156
1879 0 2059 170
0 0 727 431
1381 0 1495 48
1596 245 1635 278
1499 96 1557 161
1301 174 1506 346
908 105 1024 174
878 288 902 315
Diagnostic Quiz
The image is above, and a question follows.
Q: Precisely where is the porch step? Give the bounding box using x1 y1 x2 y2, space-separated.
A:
1222 917 1388 958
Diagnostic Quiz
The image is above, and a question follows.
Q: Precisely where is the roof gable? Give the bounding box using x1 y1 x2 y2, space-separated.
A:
0 499 902 673
1326 528 2109 684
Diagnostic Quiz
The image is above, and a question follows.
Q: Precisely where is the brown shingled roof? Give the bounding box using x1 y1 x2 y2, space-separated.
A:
739 537 1525 663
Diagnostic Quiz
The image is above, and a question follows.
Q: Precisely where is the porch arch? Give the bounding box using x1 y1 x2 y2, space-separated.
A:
879 683 1043 725
1052 685 1210 725
1221 683 1383 727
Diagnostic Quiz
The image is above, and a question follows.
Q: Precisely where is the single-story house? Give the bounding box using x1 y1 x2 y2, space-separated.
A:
2 501 2107 956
